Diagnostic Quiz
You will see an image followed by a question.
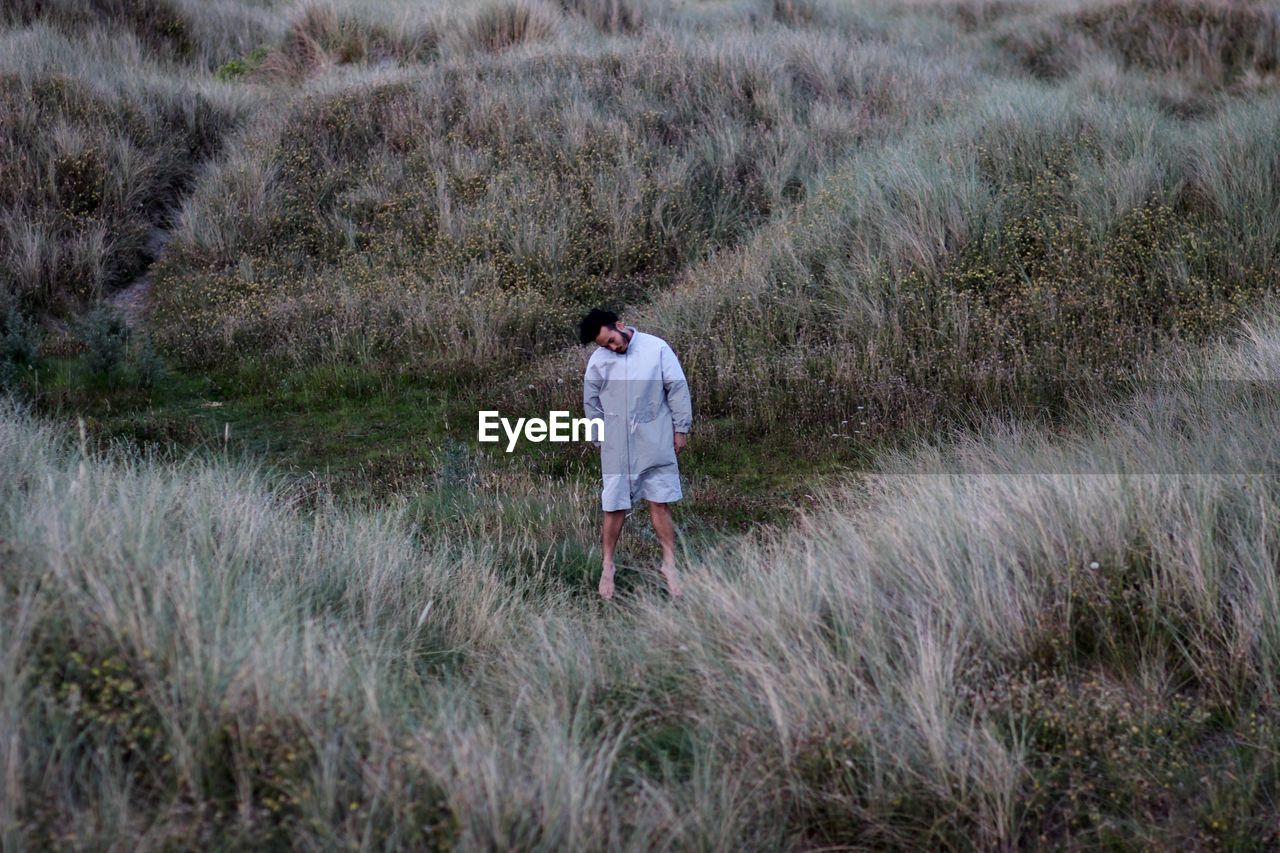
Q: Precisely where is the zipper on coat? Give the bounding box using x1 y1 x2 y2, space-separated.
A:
625 337 632 508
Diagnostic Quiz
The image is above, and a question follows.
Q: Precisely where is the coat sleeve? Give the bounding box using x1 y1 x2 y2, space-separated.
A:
660 344 692 433
583 357 605 448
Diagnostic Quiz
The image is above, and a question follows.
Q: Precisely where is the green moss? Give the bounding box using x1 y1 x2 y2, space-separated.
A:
215 46 269 81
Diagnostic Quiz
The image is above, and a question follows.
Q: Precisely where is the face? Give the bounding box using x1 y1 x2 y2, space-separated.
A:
595 321 632 354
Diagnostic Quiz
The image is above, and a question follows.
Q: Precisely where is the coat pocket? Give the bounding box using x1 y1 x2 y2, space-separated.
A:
635 416 676 469
634 398 658 424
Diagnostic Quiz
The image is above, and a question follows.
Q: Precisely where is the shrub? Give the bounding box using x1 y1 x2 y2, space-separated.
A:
0 295 42 391
78 301 130 378
131 330 167 390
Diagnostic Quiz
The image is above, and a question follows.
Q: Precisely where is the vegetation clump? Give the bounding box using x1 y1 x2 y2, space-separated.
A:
214 46 269 81
78 301 130 378
463 0 561 53
2 0 196 60
0 295 41 391
1000 0 1280 93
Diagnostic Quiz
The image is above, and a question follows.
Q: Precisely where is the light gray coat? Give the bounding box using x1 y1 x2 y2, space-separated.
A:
583 326 692 511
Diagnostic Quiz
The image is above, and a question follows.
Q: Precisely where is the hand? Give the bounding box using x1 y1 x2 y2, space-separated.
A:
674 432 688 455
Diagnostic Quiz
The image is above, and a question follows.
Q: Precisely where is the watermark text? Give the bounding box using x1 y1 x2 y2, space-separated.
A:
478 411 604 452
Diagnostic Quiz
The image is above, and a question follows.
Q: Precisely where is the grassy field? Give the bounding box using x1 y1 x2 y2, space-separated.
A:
4 0 1280 847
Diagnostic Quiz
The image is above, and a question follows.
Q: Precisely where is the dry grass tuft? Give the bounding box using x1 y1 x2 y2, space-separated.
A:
461 0 562 53
559 0 646 33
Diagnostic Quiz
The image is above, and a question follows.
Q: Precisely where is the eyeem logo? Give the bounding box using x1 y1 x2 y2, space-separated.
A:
478 411 604 452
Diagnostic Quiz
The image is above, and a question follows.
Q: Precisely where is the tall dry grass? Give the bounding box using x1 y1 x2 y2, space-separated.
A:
611 82 1280 437
0 21 249 318
151 18 978 370
5 299 1280 847
120 0 1280 452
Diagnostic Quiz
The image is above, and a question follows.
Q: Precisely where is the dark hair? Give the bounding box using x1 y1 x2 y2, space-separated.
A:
578 308 619 345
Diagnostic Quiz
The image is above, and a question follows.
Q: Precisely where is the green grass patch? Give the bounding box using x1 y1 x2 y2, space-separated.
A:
30 348 876 535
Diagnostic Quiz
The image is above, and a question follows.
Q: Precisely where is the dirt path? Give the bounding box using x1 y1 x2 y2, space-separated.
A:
108 226 170 329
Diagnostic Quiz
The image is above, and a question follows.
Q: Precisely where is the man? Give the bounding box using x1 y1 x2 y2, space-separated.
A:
579 308 691 600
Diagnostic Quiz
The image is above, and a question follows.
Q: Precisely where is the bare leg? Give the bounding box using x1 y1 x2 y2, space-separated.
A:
647 501 683 598
600 509 626 600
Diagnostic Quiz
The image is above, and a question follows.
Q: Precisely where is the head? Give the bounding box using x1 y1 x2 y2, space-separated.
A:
578 308 632 353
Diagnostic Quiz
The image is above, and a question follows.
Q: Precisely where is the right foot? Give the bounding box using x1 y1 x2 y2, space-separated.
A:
599 565 616 600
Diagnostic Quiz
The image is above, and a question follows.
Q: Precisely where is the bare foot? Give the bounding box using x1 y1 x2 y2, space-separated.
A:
599 565 616 600
660 562 683 598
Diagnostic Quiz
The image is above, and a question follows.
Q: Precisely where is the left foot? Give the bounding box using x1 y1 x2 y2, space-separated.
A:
660 562 683 598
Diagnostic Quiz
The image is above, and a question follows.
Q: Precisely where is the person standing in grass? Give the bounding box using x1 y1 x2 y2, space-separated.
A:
579 309 691 600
